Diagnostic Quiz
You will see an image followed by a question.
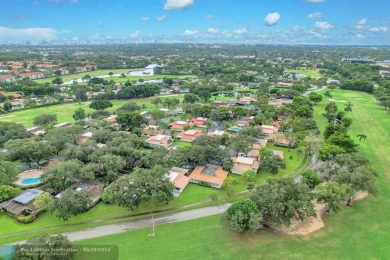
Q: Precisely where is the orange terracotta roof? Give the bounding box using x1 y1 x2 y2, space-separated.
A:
189 164 228 187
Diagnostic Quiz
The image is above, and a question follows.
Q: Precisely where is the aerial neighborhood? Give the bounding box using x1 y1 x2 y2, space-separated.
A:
0 42 388 258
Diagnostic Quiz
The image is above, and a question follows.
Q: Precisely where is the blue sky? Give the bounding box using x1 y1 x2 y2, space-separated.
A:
0 0 389 44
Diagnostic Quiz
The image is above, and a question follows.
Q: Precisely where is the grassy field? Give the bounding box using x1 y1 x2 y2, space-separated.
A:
103 74 195 83
285 67 324 80
0 95 185 127
33 69 140 84
73 90 390 259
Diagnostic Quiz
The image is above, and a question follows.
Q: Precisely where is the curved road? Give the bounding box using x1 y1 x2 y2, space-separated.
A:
10 203 230 244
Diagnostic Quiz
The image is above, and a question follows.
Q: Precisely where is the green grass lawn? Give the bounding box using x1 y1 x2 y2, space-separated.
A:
172 141 192 147
0 95 185 127
103 74 195 83
73 90 390 259
285 67 324 80
33 69 140 84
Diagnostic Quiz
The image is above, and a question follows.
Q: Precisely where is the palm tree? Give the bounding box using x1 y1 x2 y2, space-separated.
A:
357 134 367 142
344 102 353 114
324 90 332 99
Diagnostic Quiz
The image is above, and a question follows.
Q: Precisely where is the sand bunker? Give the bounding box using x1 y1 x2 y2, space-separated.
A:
353 191 369 201
273 203 326 235
329 98 347 103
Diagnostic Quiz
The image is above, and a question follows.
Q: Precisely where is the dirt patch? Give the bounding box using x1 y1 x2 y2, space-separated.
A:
328 98 347 103
353 191 369 201
273 203 326 235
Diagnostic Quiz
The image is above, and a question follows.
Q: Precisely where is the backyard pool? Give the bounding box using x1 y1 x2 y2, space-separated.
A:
21 177 42 185
228 127 241 132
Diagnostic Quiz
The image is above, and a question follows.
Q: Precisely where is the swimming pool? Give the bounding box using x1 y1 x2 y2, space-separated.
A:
229 127 241 132
21 177 42 185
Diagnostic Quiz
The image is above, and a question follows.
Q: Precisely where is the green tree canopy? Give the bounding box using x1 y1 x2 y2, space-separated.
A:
221 200 262 233
250 178 316 227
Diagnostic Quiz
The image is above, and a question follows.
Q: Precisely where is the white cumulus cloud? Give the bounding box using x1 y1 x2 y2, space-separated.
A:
164 0 193 10
264 12 280 26
183 29 197 36
71 0 78 3
156 15 167 22
207 27 219 34
308 12 322 19
370 26 388 32
205 14 214 19
234 28 248 35
306 0 325 3
355 34 365 39
315 21 333 30
355 18 367 29
0 26 57 41
141 17 150 22
130 30 140 38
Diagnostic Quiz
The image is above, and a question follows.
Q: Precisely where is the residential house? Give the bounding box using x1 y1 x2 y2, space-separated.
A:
177 130 203 142
191 117 209 128
326 79 341 85
18 72 44 80
278 114 292 121
270 134 294 147
26 126 46 136
55 180 103 205
160 88 173 95
208 130 225 137
167 167 190 196
261 125 278 135
170 121 193 131
379 70 390 78
142 125 163 136
276 82 293 88
76 132 93 144
0 74 17 83
0 188 44 220
53 122 71 128
104 115 117 124
272 150 284 160
213 101 227 107
231 156 260 175
253 139 268 149
189 164 228 188
145 134 172 148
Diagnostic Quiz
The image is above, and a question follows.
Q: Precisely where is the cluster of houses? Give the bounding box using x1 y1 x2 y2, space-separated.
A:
0 61 96 83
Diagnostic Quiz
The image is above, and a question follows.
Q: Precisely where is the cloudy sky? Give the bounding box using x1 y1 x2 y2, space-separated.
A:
0 0 389 44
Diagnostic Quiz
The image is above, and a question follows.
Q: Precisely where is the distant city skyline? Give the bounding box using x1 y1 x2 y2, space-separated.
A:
0 0 389 45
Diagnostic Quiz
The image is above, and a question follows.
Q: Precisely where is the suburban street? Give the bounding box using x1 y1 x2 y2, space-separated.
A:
10 203 230 244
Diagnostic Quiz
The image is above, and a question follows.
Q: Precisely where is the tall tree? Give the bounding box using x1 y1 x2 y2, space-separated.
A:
52 189 92 221
221 200 262 233
4 139 56 168
315 181 350 212
72 108 86 121
89 100 113 110
250 178 316 227
102 166 174 211
41 160 82 192
33 113 57 126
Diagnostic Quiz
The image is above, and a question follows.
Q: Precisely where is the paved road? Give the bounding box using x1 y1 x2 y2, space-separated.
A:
10 203 230 244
